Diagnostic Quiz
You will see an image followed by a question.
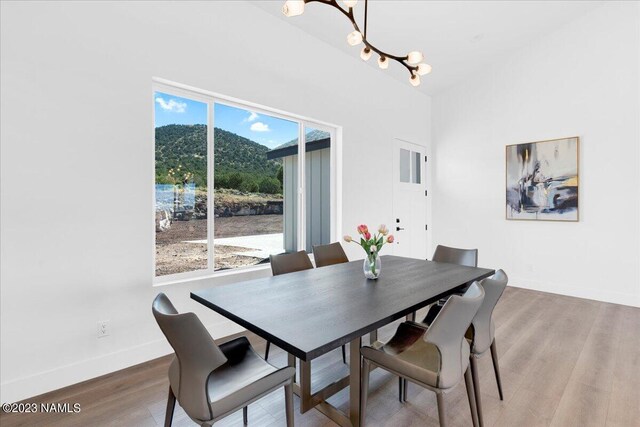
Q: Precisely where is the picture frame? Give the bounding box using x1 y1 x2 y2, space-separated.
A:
505 136 579 222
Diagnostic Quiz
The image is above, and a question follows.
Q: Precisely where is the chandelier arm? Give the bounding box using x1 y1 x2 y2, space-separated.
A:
303 0 418 75
364 0 367 38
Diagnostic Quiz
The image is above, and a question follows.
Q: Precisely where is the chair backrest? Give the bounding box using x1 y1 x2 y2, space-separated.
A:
152 293 227 422
313 242 349 268
270 250 314 276
424 282 485 389
432 245 478 267
470 269 508 354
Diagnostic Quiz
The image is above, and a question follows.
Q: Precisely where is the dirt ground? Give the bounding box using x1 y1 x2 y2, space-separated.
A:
156 215 282 243
155 215 283 276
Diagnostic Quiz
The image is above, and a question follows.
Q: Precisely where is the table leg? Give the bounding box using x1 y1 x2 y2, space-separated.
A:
349 336 362 427
299 358 312 413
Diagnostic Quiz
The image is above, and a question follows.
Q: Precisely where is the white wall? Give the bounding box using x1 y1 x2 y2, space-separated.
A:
0 1 431 402
432 1 640 307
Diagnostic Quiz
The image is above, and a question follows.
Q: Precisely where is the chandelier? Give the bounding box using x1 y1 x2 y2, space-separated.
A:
282 0 432 87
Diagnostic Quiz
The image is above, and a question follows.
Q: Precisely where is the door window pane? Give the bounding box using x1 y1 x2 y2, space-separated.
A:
213 103 298 270
154 92 208 277
304 128 331 253
412 151 421 184
399 149 410 183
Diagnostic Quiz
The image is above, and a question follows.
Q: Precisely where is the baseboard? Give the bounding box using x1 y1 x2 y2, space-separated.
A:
0 319 246 404
509 276 640 308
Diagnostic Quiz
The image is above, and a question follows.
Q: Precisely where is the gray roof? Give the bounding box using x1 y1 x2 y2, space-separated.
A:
266 129 331 160
273 129 330 150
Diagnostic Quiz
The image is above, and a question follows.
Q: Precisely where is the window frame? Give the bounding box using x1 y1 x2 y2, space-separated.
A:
152 78 341 286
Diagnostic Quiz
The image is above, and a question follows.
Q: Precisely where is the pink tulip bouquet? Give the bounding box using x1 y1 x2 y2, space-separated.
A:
344 224 394 279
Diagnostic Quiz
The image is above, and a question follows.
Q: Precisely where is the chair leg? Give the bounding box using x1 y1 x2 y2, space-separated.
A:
265 341 271 361
164 386 176 427
284 381 294 427
469 356 484 427
243 406 248 425
342 344 347 364
403 377 408 402
464 365 480 427
398 378 403 402
360 359 371 426
436 392 447 427
490 339 504 400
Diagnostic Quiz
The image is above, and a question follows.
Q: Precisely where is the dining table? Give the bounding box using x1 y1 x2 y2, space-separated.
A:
191 255 495 427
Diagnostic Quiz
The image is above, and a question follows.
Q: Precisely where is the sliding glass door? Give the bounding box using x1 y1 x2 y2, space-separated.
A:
153 83 338 282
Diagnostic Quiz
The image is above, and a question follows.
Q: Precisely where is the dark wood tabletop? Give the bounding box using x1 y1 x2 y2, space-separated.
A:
191 255 494 361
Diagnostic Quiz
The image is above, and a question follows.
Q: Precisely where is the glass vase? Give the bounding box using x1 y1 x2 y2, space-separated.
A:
363 253 381 279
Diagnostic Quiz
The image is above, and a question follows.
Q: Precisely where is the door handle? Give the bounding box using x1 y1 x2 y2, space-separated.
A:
396 226 404 231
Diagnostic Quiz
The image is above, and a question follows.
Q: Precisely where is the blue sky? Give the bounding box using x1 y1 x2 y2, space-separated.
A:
154 92 299 149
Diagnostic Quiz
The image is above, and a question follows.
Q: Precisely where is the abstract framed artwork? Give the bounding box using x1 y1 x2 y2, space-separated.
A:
506 136 579 221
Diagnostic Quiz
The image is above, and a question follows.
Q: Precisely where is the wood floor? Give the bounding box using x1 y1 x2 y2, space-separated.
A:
2 287 639 427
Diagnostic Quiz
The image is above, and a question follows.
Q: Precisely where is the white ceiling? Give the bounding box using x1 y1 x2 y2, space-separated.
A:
251 0 603 95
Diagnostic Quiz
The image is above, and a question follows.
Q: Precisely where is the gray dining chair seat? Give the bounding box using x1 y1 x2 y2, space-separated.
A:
361 322 444 388
361 283 485 427
410 270 509 427
153 293 295 426
206 337 294 419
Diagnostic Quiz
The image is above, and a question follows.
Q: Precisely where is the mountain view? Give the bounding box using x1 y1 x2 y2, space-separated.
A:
155 124 283 193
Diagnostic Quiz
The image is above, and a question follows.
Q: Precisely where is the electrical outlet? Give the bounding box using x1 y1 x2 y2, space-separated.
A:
97 320 110 338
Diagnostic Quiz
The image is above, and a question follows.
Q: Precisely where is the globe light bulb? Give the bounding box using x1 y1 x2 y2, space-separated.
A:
347 31 363 46
360 47 372 61
407 51 424 65
417 63 432 76
378 56 389 69
282 0 305 17
343 0 358 7
410 74 421 87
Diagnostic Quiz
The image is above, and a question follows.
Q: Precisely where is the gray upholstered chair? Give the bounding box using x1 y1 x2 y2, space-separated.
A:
269 250 314 276
466 270 508 427
361 283 485 427
419 245 479 324
405 270 509 426
152 293 295 427
312 242 349 268
432 244 478 268
401 243 479 399
265 251 314 361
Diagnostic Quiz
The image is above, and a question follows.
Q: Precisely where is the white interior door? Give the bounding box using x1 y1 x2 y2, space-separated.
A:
392 139 427 259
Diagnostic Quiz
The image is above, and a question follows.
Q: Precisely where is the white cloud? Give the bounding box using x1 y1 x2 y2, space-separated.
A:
246 111 259 122
155 97 187 113
250 122 270 132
